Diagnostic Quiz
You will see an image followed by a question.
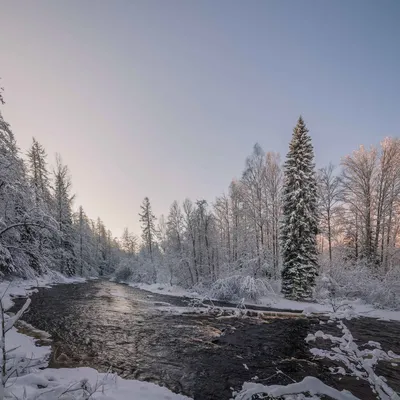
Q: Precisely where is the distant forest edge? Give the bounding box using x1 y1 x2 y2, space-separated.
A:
1 85 399 307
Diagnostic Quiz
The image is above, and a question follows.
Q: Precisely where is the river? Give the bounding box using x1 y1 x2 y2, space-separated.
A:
12 280 400 400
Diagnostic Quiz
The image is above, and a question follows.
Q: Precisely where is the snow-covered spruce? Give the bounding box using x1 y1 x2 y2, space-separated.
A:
281 116 319 300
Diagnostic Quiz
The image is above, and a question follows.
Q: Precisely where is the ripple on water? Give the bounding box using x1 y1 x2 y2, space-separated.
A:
11 279 400 400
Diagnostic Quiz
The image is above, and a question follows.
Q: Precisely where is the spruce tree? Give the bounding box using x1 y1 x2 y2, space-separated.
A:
53 155 76 276
139 197 157 262
27 137 51 206
281 116 319 299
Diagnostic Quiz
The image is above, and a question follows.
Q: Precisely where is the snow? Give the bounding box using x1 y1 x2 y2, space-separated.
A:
128 282 200 298
3 277 399 399
0 271 87 310
233 376 359 400
246 296 400 322
304 320 400 399
128 282 400 322
6 326 50 366
1 277 193 400
7 367 192 399
234 314 400 400
4 331 192 400
302 306 320 316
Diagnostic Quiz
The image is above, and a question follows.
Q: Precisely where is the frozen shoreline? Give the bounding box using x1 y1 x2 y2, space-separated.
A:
130 281 400 322
1 274 192 400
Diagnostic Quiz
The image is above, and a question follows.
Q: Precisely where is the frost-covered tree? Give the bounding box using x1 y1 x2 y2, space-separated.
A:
318 163 341 264
72 206 99 276
241 144 267 272
166 201 184 255
27 137 51 207
0 80 4 105
53 155 76 275
281 116 319 299
341 138 400 268
229 180 246 265
214 194 232 264
139 197 157 262
341 145 377 263
121 227 138 257
0 96 55 276
264 152 282 277
0 84 121 279
165 201 186 284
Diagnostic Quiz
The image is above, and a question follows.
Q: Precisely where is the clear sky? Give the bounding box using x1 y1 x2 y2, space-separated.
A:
1 0 399 237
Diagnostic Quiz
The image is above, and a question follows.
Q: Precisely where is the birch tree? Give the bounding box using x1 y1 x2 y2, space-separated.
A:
318 163 341 264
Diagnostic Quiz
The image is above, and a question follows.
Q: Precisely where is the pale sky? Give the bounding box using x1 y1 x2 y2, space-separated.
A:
1 1 399 237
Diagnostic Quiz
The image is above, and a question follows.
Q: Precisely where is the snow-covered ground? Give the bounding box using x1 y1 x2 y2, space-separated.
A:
3 277 399 399
0 271 87 310
129 282 201 299
4 320 191 399
273 297 400 322
7 367 191 399
1 275 192 400
130 282 400 322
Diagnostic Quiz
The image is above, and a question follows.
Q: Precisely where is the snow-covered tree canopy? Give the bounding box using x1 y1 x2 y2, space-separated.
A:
281 116 319 300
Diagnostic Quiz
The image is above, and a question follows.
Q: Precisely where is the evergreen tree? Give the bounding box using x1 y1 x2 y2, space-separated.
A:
53 155 76 276
281 116 319 299
27 137 51 206
139 197 157 262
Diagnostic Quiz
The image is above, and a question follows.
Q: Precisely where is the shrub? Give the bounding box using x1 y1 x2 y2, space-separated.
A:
114 262 134 283
315 262 400 310
210 275 275 304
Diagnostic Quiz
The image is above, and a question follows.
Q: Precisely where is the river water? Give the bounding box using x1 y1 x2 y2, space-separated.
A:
12 280 400 400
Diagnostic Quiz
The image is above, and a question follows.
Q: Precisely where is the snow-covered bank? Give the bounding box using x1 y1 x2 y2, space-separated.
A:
1 276 192 400
271 297 400 322
129 282 201 299
7 367 191 399
128 282 400 322
0 271 87 309
4 330 191 400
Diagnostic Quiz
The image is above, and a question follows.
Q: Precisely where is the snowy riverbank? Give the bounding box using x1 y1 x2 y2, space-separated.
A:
2 277 399 399
130 281 400 322
1 275 192 399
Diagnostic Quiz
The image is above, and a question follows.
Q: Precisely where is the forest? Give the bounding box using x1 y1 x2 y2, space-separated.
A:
1 83 399 309
1 1 400 398
118 118 400 309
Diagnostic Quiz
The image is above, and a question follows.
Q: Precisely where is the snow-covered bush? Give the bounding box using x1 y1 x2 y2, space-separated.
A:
210 275 276 303
315 261 400 310
114 260 134 283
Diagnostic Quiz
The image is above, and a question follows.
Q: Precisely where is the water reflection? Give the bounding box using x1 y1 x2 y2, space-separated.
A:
12 280 400 400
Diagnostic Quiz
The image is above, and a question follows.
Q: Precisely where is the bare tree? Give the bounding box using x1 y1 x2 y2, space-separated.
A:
341 145 378 263
264 152 282 277
318 163 341 264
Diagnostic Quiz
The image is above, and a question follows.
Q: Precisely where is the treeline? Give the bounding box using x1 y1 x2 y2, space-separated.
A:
3 80 400 295
0 93 120 278
120 121 400 292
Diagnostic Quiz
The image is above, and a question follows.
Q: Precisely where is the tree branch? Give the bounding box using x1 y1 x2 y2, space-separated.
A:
0 222 48 238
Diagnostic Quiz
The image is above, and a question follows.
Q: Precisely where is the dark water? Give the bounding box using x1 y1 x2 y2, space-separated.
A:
11 280 400 400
